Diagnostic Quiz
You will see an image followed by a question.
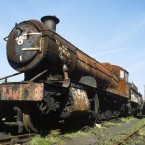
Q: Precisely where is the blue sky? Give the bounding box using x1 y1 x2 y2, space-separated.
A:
0 0 145 96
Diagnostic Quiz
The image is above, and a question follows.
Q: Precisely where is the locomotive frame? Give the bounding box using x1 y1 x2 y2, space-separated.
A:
0 15 143 133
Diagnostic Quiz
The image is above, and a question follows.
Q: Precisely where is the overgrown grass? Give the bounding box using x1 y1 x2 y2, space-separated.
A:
119 116 135 123
29 130 62 145
138 126 145 136
102 120 120 127
121 120 145 145
29 135 52 145
101 116 135 128
29 117 145 145
109 117 145 145
63 130 89 139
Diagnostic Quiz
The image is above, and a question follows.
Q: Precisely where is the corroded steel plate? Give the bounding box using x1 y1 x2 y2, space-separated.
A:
70 87 89 111
0 83 44 101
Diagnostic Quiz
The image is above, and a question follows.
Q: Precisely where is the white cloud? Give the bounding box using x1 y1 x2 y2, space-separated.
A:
95 14 145 52
93 47 130 56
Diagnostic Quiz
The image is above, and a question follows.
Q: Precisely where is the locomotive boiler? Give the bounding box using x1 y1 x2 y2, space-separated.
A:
6 16 128 96
0 15 142 133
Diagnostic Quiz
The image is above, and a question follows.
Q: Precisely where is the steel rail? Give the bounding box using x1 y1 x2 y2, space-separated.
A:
112 123 145 145
0 133 37 145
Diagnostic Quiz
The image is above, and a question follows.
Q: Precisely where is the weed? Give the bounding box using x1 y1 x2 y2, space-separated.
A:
119 116 135 123
29 117 145 145
64 130 89 139
29 130 63 145
29 135 51 145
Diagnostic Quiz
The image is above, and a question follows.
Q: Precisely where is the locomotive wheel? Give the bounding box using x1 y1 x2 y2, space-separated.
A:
113 111 120 119
23 113 38 133
93 94 101 123
23 104 50 134
104 110 112 120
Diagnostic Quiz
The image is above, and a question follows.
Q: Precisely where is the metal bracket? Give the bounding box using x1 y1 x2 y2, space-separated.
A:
14 107 23 133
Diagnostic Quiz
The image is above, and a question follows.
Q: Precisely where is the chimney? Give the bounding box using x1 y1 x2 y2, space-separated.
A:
41 15 59 32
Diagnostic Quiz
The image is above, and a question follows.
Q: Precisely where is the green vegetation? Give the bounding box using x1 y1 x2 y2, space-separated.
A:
29 135 52 145
119 116 135 123
138 126 145 135
122 121 145 145
109 117 145 145
29 117 145 145
29 130 62 145
63 130 89 139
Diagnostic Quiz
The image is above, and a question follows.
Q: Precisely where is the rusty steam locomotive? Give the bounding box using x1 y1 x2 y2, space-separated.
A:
0 15 143 133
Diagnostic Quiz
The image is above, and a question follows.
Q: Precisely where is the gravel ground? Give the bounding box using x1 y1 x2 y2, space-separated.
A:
1 117 144 145
102 118 140 137
123 125 145 145
62 118 144 145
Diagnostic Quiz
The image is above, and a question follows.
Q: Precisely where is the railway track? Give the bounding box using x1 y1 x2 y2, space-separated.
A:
57 117 145 145
0 117 145 145
0 133 36 145
112 123 145 145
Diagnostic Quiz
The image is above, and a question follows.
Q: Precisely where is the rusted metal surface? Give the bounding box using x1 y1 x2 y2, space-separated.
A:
8 25 41 63
112 65 129 97
7 20 49 72
75 51 119 91
23 113 38 133
6 16 132 98
70 87 89 111
0 83 44 101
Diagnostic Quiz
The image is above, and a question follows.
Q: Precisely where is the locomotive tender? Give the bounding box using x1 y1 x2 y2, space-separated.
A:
0 15 142 133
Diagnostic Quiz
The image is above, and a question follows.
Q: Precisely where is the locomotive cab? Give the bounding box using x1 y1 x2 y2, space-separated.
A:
112 65 129 97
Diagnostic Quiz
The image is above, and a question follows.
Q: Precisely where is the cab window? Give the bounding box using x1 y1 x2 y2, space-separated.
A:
125 72 129 82
120 70 124 79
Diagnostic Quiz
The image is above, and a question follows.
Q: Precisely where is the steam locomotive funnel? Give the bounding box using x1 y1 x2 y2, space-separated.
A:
41 15 59 31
